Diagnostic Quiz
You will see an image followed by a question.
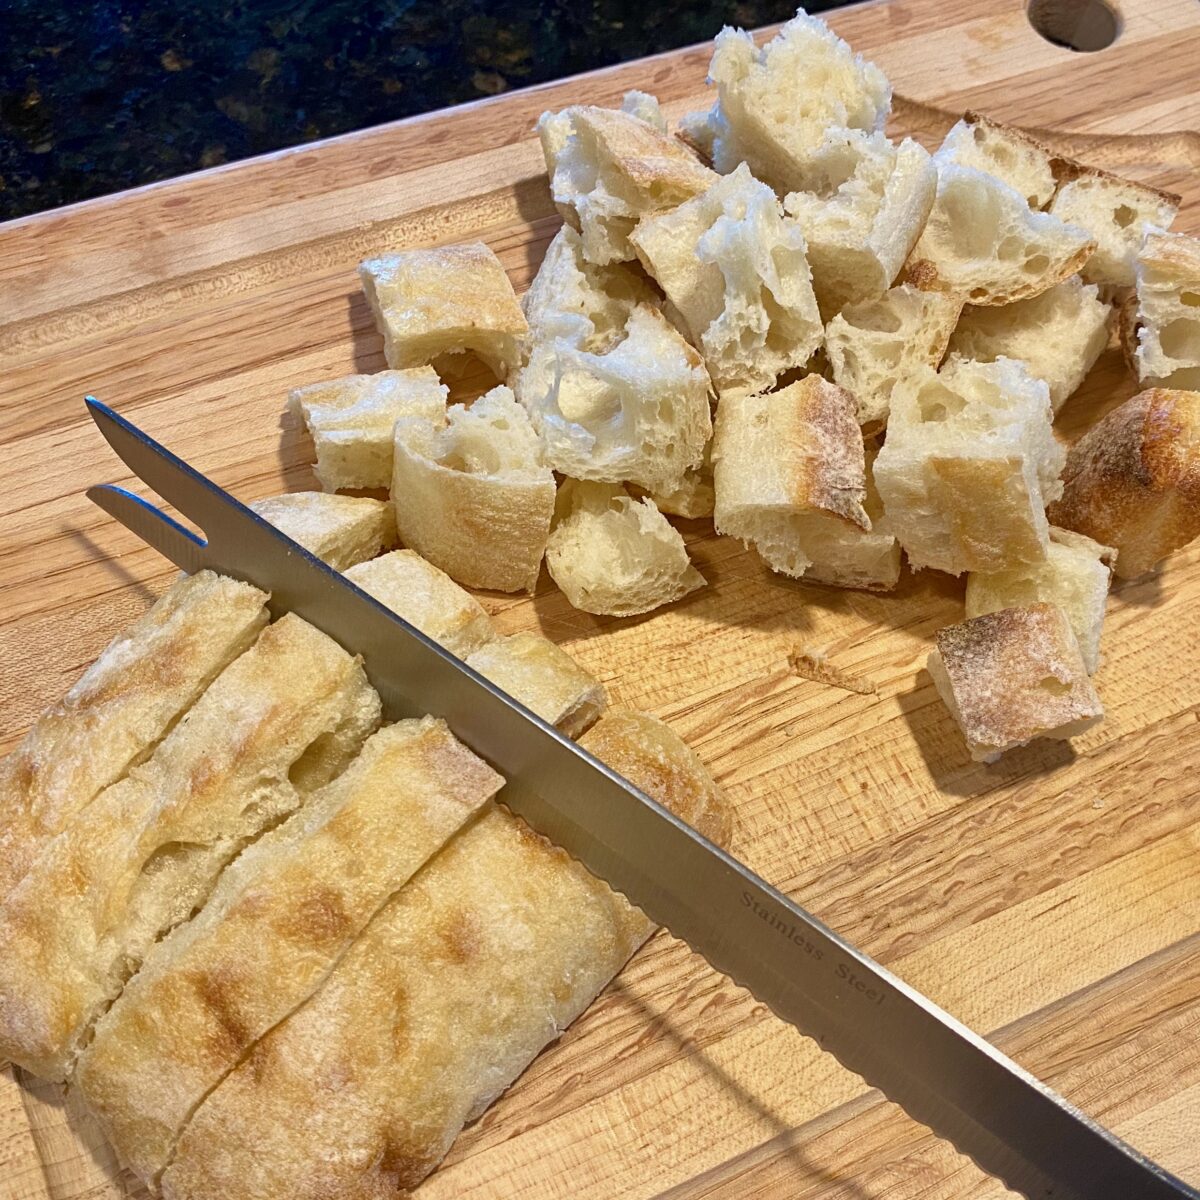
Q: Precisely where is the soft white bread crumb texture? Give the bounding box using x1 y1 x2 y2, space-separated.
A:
935 115 1058 210
1130 229 1200 390
249 492 398 571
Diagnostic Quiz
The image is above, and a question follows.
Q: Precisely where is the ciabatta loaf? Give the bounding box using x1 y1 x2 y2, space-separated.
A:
249 492 397 569
1128 229 1200 389
935 114 1058 210
929 603 1104 762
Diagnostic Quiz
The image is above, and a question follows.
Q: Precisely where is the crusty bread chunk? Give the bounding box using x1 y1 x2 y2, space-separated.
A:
287 368 447 491
631 163 821 396
935 114 1058 210
929 603 1104 762
545 480 705 616
713 376 870 579
684 12 890 194
1050 166 1180 290
825 283 963 430
904 163 1095 305
466 632 607 737
250 492 397 570
966 527 1115 674
344 549 496 658
1128 230 1200 389
391 386 556 593
875 356 1065 574
949 276 1111 414
1047 388 1200 578
784 133 936 315
75 717 501 1188
359 243 527 376
537 98 716 265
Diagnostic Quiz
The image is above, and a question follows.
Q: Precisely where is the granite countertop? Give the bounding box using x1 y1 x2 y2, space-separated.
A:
1 1 849 223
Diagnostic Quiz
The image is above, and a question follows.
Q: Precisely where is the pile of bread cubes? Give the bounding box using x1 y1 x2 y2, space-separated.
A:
280 9 1200 765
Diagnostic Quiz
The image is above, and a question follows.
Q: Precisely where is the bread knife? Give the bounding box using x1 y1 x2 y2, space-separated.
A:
83 396 1198 1200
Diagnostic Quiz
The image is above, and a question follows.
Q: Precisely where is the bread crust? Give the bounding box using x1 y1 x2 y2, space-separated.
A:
250 492 398 570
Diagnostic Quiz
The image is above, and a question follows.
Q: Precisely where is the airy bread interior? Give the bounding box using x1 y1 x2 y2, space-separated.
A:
1131 229 1200 389
935 114 1058 210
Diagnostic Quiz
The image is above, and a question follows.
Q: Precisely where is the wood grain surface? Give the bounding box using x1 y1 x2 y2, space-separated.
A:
3 0 1200 1196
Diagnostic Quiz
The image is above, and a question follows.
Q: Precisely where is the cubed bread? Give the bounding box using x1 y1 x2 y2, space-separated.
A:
949 276 1111 414
344 549 496 658
359 244 527 376
874 356 1065 574
784 133 936 315
646 442 715 519
1049 165 1180 290
465 632 607 737
391 386 556 593
1128 230 1200 389
935 114 1058 210
904 163 1095 306
928 603 1104 762
630 163 821 396
965 527 1115 673
545 480 705 616
686 12 890 193
249 492 398 570
824 283 963 430
537 100 716 265
1047 387 1200 578
287 368 448 491
712 376 870 578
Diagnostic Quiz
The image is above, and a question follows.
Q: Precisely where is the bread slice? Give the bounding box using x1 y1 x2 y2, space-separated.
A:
784 133 936 315
537 98 716 265
465 632 607 737
949 276 1111 414
630 163 822 396
0 614 380 1081
904 163 1095 305
75 718 501 1188
874 356 1065 574
928 603 1104 762
965 527 1115 674
391 386 556 593
824 283 963 430
358 243 527 376
249 492 397 570
713 376 870 578
0 573 268 907
1047 387 1200 578
685 12 890 193
160 709 729 1200
344 549 496 658
545 480 705 616
935 114 1058 210
287 368 448 491
1049 165 1180 290
1128 229 1200 389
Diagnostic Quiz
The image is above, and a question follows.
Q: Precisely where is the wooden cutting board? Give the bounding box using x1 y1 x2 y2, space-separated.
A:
3 0 1200 1195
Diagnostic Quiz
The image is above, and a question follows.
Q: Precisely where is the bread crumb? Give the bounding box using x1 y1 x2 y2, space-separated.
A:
787 646 877 695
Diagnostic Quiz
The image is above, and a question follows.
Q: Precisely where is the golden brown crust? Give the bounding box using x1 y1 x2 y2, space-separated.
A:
1048 155 1182 209
1116 289 1140 376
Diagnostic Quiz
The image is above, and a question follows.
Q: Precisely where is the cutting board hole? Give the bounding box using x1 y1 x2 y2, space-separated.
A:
1027 0 1120 52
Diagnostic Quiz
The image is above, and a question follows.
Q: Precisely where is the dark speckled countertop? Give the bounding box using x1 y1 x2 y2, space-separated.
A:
0 1 850 222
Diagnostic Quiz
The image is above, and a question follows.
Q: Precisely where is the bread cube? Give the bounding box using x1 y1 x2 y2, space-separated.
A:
904 164 1095 306
713 376 869 578
874 356 1065 574
631 163 821 396
949 276 1111 414
465 632 607 737
545 480 705 616
1047 387 1200 578
538 98 716 265
344 549 496 659
929 603 1104 762
1049 165 1179 290
646 443 715 519
359 243 527 377
288 368 448 491
249 492 397 570
824 283 963 430
1128 230 1200 389
965 527 1115 673
391 386 555 593
784 133 936 315
935 114 1058 210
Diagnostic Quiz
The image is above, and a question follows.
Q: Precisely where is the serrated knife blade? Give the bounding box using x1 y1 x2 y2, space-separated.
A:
84 395 1198 1200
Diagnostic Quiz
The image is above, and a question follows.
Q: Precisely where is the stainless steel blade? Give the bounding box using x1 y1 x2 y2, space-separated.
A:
84 395 1199 1200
